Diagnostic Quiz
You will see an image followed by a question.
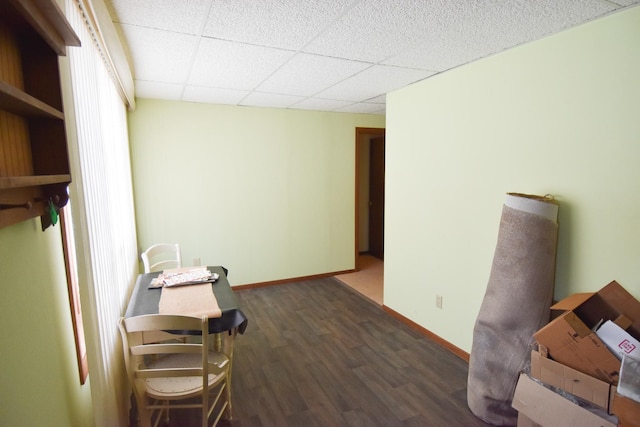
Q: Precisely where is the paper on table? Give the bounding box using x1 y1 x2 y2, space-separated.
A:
149 266 218 288
159 283 222 318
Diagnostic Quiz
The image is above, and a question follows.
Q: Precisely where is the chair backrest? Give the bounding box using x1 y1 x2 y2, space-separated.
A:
141 243 181 273
119 314 231 426
118 314 210 399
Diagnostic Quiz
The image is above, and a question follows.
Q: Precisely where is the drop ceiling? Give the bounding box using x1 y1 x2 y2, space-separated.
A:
104 0 638 115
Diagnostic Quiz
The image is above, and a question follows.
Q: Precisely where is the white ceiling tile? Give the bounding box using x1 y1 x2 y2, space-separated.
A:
383 37 484 72
257 54 372 96
202 0 354 50
187 37 294 90
182 86 249 105
105 0 640 114
239 92 305 109
384 0 619 71
317 65 435 101
134 80 184 100
118 24 197 83
336 102 386 115
366 94 386 104
291 98 355 111
302 0 468 63
468 0 617 50
106 0 212 34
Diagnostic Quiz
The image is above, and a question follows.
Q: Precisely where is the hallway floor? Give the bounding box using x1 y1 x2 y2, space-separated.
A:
334 254 383 305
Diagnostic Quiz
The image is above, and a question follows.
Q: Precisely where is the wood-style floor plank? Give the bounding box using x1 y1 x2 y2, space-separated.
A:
159 277 490 427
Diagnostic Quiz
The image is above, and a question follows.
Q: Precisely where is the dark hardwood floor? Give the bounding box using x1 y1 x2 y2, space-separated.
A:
163 277 491 427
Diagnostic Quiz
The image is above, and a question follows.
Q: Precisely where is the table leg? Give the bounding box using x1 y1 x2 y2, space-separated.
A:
214 332 223 352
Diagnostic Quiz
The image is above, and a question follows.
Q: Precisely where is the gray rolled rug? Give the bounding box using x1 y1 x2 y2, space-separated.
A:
467 193 559 426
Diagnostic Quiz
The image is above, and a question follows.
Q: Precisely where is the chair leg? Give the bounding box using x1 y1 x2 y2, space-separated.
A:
224 378 232 420
136 409 152 427
133 395 151 427
202 402 208 427
223 330 235 420
163 401 170 425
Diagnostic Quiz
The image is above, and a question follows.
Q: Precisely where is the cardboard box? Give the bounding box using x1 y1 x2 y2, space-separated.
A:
612 393 640 427
530 348 615 413
512 373 618 427
517 412 541 427
596 320 640 360
533 280 640 384
613 354 640 426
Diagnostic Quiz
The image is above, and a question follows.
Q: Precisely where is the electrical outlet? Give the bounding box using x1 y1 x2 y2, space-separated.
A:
436 295 443 309
193 257 201 266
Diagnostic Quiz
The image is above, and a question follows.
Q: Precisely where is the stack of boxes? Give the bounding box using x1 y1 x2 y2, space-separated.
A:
511 280 640 427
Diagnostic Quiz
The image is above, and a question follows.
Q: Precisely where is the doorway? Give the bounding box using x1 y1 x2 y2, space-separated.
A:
355 127 385 265
369 136 385 260
336 127 385 305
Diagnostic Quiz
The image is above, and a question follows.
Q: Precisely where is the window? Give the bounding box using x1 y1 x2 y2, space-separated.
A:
62 0 138 424
60 205 88 384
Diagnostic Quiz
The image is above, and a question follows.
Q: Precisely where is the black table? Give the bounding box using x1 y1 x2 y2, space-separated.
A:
124 265 248 335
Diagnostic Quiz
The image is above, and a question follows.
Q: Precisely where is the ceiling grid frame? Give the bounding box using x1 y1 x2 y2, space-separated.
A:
104 0 640 115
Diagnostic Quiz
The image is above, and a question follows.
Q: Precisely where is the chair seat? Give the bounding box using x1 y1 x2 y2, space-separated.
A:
145 352 229 399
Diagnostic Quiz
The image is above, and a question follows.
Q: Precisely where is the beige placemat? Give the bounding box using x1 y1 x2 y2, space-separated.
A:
159 283 222 318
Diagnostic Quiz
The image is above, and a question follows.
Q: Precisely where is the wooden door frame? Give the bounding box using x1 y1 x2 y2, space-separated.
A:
354 127 385 270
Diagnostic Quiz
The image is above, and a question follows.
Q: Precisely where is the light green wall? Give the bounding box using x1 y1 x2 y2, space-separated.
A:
129 100 384 285
385 6 640 353
0 220 93 426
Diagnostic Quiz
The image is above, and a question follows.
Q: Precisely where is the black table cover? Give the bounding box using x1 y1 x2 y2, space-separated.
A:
124 265 248 334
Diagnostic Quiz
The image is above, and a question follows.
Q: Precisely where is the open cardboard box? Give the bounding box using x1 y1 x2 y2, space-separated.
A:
612 393 640 427
527 348 640 425
517 413 540 427
530 347 615 413
614 354 640 427
533 280 640 384
512 373 618 427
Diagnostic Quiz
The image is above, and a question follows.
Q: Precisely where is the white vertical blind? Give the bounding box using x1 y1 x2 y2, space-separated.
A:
64 1 138 425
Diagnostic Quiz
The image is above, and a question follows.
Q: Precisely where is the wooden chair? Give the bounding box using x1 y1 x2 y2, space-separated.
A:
141 243 181 273
118 314 230 427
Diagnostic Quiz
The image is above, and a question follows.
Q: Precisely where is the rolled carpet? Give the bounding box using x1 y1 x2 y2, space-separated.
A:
467 193 559 426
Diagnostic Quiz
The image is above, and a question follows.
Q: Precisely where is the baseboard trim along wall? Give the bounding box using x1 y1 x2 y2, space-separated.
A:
382 305 470 362
232 270 353 291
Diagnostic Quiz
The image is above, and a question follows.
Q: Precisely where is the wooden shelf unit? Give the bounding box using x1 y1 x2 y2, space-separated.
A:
0 0 80 230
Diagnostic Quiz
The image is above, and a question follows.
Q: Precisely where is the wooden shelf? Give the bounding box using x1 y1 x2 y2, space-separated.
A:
0 80 64 118
9 0 81 55
0 0 79 230
0 174 71 190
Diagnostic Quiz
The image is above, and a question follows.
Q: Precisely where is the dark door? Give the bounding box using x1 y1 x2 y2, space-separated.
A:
369 136 385 260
